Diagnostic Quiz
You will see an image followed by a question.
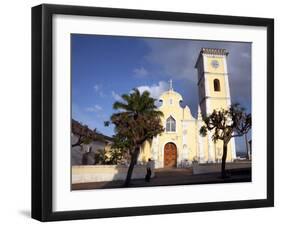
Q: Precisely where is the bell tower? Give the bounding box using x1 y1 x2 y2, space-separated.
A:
195 48 231 117
195 48 236 161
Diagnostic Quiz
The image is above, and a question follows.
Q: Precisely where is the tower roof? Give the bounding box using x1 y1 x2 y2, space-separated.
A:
195 48 229 68
200 48 229 56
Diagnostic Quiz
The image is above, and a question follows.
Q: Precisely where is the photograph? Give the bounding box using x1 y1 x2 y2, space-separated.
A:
31 3 274 221
70 34 252 190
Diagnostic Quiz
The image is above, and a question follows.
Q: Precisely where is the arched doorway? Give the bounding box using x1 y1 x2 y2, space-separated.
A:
164 142 177 168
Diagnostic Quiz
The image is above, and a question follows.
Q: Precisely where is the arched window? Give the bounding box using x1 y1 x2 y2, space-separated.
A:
214 79 221 92
166 116 176 132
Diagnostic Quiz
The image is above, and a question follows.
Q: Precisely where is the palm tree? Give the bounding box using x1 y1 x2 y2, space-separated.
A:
109 89 164 186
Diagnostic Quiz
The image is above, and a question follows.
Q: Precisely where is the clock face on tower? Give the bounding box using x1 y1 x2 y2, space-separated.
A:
211 59 220 68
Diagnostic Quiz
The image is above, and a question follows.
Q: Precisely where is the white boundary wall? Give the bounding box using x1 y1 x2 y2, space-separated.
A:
72 165 154 184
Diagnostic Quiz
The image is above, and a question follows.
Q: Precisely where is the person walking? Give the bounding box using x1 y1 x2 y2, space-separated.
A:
145 158 153 182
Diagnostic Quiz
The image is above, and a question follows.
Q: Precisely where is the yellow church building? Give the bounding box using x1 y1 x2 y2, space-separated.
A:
139 48 236 168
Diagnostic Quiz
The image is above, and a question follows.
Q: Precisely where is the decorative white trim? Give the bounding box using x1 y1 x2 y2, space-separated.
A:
182 120 188 163
182 144 188 162
204 96 231 100
205 98 211 115
204 72 228 76
203 55 210 97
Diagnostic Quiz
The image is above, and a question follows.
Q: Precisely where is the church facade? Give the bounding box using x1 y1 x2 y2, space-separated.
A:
139 48 236 168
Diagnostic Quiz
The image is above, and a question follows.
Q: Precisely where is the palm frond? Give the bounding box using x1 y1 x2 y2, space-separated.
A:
113 101 130 111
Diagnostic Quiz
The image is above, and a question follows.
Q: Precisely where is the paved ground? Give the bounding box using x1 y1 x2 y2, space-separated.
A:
72 167 251 190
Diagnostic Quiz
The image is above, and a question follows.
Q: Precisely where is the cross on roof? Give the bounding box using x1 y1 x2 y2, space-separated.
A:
169 79 173 91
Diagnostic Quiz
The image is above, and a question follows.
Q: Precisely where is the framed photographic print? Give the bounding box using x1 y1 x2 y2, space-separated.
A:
32 4 274 221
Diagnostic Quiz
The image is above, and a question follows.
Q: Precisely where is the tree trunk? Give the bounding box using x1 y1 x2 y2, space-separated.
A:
124 146 140 187
221 142 228 178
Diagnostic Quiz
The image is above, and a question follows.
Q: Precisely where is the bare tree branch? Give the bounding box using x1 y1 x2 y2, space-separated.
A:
199 103 251 178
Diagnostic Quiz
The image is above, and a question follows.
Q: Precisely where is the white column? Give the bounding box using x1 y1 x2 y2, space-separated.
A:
202 98 215 163
152 135 160 168
207 133 215 163
198 121 205 163
203 55 210 98
204 98 212 122
182 121 188 161
230 138 237 160
183 145 188 161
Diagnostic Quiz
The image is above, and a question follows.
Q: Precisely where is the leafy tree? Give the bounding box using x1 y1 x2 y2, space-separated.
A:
111 134 134 154
72 119 103 148
88 149 106 165
106 89 164 186
105 148 125 165
199 103 251 178
104 134 133 165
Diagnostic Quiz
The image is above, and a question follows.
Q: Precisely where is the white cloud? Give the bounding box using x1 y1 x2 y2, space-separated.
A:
85 104 103 112
142 39 252 113
93 84 105 97
133 67 148 78
111 91 122 101
93 84 100 91
136 81 169 99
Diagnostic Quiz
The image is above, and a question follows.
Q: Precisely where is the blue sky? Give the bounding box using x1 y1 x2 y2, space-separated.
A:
71 34 251 152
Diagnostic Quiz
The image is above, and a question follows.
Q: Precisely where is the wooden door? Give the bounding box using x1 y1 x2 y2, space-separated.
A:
164 143 177 168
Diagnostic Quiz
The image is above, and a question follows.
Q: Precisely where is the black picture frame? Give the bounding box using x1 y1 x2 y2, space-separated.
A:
32 3 274 222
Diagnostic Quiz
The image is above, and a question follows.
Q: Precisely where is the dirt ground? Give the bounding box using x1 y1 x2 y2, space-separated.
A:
72 167 251 190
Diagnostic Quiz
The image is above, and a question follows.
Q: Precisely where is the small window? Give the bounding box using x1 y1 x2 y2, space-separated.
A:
166 116 176 132
214 79 221 92
169 99 173 105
